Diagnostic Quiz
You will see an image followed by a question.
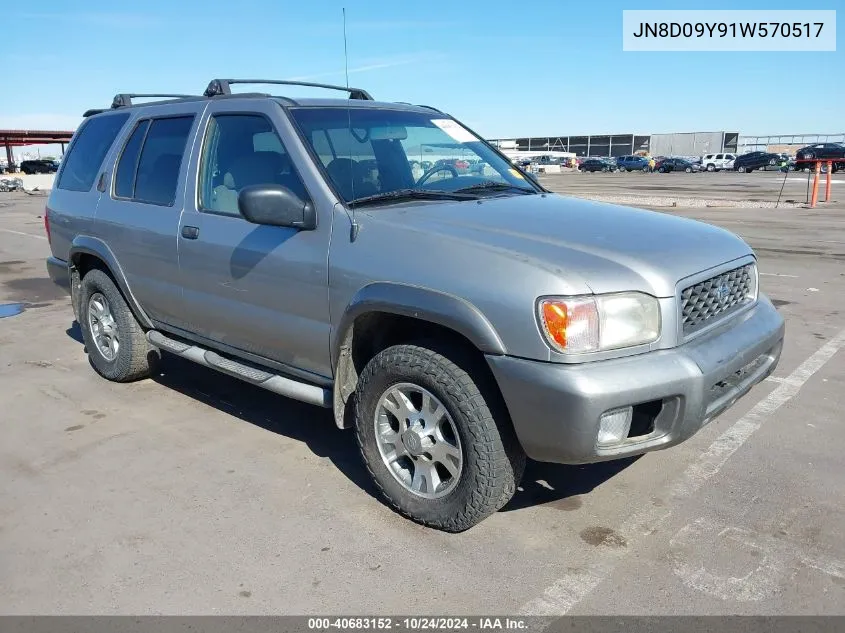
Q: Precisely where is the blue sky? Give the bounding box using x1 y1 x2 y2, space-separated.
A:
1 0 842 140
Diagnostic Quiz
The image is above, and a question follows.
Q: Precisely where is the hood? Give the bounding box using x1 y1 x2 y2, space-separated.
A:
365 193 753 297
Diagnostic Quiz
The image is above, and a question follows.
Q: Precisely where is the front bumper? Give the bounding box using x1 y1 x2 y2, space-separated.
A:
487 295 785 464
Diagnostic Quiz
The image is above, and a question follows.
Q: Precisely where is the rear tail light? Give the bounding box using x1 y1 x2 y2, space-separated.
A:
44 207 51 244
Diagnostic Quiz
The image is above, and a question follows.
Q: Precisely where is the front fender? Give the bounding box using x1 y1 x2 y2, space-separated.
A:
70 235 153 329
332 282 506 371
330 282 507 429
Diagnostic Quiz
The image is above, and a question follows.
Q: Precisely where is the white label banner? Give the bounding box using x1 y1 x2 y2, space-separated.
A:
431 119 477 143
623 10 836 51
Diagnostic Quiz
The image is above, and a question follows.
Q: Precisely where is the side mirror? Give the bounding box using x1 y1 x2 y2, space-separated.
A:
238 185 316 230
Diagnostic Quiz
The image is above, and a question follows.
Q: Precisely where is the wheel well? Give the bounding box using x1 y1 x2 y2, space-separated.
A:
70 253 109 320
68 252 146 326
333 312 505 429
71 252 108 279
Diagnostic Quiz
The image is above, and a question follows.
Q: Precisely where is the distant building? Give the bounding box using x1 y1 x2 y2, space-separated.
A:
489 132 739 158
738 133 845 155
489 130 845 159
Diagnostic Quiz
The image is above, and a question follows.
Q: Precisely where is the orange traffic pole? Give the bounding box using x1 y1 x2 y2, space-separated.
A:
810 161 821 208
825 161 833 202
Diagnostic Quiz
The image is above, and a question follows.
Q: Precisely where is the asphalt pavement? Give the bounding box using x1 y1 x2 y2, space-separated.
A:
1 182 844 615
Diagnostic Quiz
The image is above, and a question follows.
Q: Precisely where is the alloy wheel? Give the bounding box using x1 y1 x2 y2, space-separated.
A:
374 382 463 499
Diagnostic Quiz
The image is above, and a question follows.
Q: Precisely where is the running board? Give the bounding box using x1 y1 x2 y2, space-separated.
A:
147 330 331 408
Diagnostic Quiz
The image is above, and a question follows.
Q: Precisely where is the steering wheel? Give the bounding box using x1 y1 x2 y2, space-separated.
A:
416 164 459 187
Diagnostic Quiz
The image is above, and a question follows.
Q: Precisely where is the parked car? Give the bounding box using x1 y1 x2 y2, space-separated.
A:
732 151 781 173
795 143 845 172
432 158 471 174
656 158 699 173
616 155 650 172
20 159 59 174
701 153 737 172
45 79 784 532
579 158 614 172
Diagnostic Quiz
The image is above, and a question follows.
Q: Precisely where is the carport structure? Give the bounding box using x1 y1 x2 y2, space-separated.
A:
0 129 75 170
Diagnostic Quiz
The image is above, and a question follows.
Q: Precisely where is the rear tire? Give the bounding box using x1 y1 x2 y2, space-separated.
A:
79 269 157 382
353 343 525 532
738 166 747 173
685 167 692 173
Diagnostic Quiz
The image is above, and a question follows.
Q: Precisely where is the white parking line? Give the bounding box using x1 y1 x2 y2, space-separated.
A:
0 228 47 240
787 177 844 183
760 272 798 278
520 327 845 616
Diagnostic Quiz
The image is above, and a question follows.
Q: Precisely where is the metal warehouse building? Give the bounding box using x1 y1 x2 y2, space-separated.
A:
489 131 739 157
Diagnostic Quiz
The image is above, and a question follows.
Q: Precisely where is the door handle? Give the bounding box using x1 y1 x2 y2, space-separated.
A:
181 225 200 239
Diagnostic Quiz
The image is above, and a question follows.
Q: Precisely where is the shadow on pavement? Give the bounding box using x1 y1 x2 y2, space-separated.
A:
150 353 382 502
60 331 639 515
66 320 84 344
502 456 639 512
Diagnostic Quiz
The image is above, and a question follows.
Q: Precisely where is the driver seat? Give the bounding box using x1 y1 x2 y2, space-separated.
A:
325 158 378 200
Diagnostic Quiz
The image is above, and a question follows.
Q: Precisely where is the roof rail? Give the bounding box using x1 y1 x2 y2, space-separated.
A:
83 108 109 118
416 104 443 113
204 79 373 101
111 93 197 109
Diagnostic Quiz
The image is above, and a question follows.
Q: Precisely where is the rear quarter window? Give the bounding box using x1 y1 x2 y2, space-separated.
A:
56 113 130 192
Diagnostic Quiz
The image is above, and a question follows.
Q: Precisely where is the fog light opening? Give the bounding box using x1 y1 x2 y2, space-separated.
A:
628 400 662 438
597 407 633 446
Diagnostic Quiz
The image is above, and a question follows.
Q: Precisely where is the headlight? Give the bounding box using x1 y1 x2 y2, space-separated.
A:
538 292 661 354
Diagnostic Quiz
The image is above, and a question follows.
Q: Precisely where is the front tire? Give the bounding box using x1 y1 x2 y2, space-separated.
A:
79 269 157 382
354 344 525 532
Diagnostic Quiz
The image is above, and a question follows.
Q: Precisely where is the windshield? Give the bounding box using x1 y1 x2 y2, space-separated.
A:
289 107 536 203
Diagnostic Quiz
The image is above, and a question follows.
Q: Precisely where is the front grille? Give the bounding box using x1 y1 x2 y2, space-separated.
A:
681 264 756 334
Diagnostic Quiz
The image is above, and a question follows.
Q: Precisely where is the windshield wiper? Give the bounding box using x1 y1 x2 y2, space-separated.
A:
454 181 536 195
348 189 478 207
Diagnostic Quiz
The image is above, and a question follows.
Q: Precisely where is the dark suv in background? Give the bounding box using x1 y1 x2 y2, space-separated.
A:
732 152 781 173
20 159 59 174
615 155 649 172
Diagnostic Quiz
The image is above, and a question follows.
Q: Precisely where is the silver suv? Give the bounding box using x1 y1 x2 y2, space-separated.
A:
45 79 785 531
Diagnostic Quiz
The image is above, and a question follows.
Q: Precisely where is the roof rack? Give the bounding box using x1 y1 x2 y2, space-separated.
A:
111 93 197 109
204 79 373 101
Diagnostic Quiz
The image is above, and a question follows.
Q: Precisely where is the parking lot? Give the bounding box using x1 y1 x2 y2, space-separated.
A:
1 175 844 615
538 168 836 208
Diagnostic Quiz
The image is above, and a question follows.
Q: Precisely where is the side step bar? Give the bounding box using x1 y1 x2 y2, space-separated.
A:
147 330 332 408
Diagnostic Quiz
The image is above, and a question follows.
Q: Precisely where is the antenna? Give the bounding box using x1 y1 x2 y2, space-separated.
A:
343 7 359 241
343 7 350 91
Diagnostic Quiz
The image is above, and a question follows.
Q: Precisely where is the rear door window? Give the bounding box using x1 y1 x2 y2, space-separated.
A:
132 116 195 206
56 113 130 192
